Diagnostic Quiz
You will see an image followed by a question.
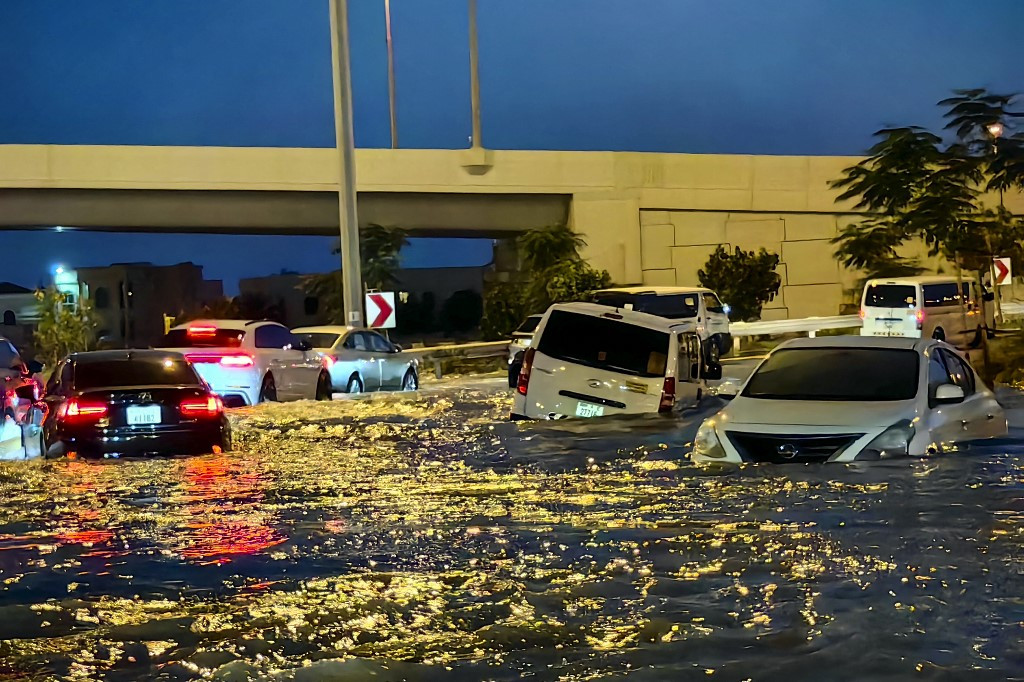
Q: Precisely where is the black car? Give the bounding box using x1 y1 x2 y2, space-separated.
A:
24 350 232 458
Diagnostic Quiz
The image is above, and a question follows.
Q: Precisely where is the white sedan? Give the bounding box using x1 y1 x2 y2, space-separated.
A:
293 326 419 394
692 336 1006 464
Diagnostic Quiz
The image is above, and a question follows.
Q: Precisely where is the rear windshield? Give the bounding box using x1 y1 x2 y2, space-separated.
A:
537 310 670 378
159 329 245 348
864 284 916 309
74 358 202 390
515 316 542 334
743 348 919 401
593 292 699 319
298 333 341 349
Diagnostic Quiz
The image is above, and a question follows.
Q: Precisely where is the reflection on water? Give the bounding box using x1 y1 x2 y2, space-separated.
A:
0 386 1021 679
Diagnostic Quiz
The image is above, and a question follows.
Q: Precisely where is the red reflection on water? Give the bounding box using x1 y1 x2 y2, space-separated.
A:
177 455 284 562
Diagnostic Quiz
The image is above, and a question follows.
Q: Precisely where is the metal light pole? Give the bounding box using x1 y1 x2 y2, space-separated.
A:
385 0 398 149
328 0 364 326
468 0 482 148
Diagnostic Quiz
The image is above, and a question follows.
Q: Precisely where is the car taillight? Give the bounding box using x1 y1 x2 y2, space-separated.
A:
187 353 255 368
915 309 925 329
180 395 223 418
60 397 109 423
859 308 866 319
659 377 676 413
188 325 217 337
322 354 337 368
517 348 536 396
220 354 255 367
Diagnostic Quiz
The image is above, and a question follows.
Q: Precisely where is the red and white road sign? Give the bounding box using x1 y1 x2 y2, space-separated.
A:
365 291 396 329
993 257 1013 286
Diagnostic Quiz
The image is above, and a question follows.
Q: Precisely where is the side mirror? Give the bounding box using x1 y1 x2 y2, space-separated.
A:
26 360 43 375
14 384 37 401
935 384 965 404
704 361 723 381
296 339 313 352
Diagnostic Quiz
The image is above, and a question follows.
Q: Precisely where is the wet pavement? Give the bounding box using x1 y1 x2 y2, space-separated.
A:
0 379 1023 680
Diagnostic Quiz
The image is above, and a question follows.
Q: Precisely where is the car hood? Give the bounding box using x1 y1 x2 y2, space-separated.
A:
720 396 917 428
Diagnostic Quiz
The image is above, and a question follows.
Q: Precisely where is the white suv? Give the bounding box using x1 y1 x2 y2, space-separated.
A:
158 320 332 407
592 287 732 361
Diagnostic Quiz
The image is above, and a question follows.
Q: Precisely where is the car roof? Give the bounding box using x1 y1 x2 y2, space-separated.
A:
865 276 963 286
596 286 711 295
774 335 934 352
69 349 188 362
292 325 356 334
546 302 696 332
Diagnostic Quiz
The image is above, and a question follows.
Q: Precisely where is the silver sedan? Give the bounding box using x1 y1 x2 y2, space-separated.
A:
292 326 419 394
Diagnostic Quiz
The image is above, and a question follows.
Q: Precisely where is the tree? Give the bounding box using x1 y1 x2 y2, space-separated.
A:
831 89 1024 296
698 246 781 322
33 287 100 369
440 289 483 335
516 225 612 313
300 224 409 323
481 281 527 341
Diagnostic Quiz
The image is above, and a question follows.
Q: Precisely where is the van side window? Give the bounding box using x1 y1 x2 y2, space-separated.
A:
704 293 725 313
922 283 961 308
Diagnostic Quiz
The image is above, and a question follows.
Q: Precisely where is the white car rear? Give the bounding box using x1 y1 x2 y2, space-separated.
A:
511 303 714 420
158 320 328 406
692 336 1006 464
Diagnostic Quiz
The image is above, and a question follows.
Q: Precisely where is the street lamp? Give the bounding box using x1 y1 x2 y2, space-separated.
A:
328 0 364 327
987 121 1005 139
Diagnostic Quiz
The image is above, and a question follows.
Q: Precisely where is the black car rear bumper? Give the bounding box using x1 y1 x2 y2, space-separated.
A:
53 421 231 458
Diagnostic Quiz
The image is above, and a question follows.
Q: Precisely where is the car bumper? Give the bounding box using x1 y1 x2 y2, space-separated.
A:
55 421 231 457
692 423 891 464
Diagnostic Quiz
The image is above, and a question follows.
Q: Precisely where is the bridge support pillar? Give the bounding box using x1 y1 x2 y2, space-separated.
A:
570 193 643 287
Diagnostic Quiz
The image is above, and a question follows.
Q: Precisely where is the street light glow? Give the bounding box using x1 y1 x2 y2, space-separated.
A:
54 265 65 275
987 122 1004 138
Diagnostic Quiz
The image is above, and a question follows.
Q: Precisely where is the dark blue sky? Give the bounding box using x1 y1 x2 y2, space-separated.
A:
3 0 1024 290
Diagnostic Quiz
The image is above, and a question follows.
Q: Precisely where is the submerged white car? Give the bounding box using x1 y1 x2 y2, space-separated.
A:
692 336 1006 464
292 326 419 394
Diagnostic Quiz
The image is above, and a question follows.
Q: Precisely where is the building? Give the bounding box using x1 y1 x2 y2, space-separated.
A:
0 282 40 350
73 263 223 347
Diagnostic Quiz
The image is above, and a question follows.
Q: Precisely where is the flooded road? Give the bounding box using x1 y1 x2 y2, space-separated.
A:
0 379 1023 680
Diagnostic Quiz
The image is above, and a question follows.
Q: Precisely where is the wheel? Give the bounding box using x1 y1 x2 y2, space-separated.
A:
969 326 983 349
315 372 333 400
346 374 364 394
932 327 946 342
258 374 278 403
402 369 419 391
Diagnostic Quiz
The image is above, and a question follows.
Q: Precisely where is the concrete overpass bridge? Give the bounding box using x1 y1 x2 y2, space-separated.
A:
2 145 1021 319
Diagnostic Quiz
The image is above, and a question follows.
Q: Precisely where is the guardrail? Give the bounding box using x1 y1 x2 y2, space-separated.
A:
405 341 510 379
730 315 862 351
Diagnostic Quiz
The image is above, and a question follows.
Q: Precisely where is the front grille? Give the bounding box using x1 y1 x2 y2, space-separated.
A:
726 432 863 463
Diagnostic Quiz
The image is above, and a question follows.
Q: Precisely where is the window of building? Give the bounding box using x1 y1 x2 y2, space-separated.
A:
93 287 110 309
1 310 14 326
304 296 319 316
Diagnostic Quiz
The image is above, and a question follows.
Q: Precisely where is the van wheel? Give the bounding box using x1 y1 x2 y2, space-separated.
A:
259 374 278 403
932 327 946 342
315 372 333 400
969 326 983 349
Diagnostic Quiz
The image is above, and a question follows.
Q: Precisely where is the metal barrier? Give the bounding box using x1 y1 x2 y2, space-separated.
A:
406 341 510 379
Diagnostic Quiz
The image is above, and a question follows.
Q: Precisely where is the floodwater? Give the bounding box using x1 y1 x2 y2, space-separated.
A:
0 379 1023 680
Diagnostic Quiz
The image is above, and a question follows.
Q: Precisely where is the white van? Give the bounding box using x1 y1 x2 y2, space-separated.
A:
510 303 720 420
592 287 732 361
859 276 989 346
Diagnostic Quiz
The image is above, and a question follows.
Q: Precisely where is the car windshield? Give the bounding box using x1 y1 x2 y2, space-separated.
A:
743 348 920 401
298 332 341 349
159 328 245 348
537 310 670 378
593 292 699 319
864 284 917 309
74 358 202 389
515 316 542 334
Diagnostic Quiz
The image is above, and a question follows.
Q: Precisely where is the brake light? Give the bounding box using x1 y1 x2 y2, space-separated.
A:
517 348 536 396
322 354 337 368
859 308 866 319
180 395 224 418
915 309 925 329
220 354 255 367
188 325 217 337
60 397 108 423
659 377 676 413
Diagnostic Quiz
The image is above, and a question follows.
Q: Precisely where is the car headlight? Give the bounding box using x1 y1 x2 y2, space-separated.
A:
857 419 916 460
693 420 727 459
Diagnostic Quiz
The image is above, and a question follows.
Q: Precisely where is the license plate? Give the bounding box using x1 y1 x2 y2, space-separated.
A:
127 405 161 425
575 401 605 418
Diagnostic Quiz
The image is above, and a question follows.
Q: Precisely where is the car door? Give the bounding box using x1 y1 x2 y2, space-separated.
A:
367 332 403 388
938 349 1003 439
351 333 381 390
925 349 972 447
674 333 703 408
702 292 730 344
255 324 300 400
283 329 323 399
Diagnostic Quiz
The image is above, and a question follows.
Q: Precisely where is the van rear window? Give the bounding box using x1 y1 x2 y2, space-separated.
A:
864 284 916 308
537 310 670 378
593 293 699 319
